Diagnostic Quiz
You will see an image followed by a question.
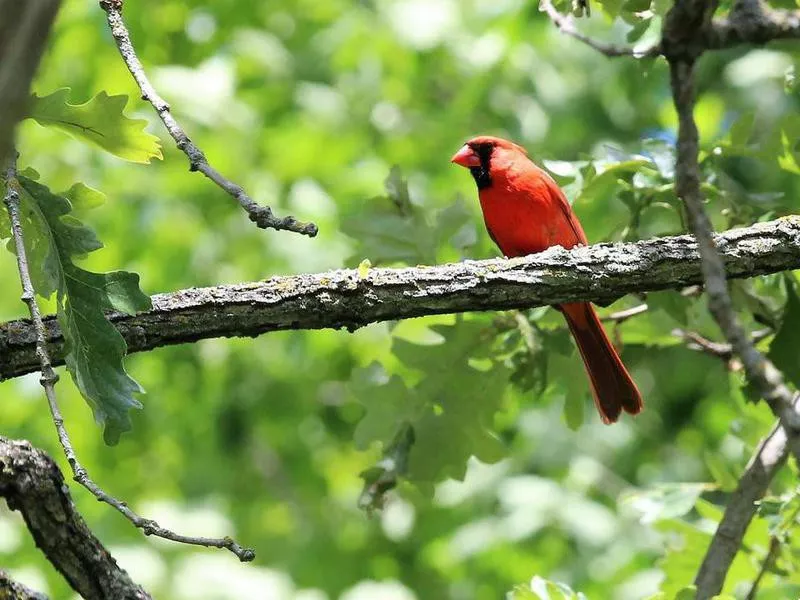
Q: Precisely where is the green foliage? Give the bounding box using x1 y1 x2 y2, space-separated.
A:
509 576 588 599
3 1 800 599
15 176 151 444
353 320 509 503
768 276 800 387
342 166 476 265
28 89 162 164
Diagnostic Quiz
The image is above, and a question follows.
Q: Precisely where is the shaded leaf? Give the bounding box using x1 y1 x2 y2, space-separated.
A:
17 176 151 444
768 278 800 387
352 321 509 491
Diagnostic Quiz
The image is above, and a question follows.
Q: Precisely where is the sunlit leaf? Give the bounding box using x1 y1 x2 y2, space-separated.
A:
704 451 738 493
28 89 162 163
620 483 711 524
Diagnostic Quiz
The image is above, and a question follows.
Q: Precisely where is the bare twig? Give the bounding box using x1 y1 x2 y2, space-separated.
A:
539 0 661 57
2 159 255 563
2 217 800 382
672 328 772 361
96 0 317 237
695 421 800 600
660 0 800 591
745 536 781 600
603 303 649 323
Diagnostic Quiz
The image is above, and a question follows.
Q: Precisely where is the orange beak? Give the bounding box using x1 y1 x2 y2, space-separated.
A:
451 144 481 168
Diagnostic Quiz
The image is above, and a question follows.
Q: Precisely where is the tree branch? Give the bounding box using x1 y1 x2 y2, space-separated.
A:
0 437 150 600
539 0 661 57
0 570 49 600
1 216 799 381
745 535 781 600
3 159 255 563
661 0 800 592
96 0 317 237
693 420 800 598
709 1 800 49
0 0 61 164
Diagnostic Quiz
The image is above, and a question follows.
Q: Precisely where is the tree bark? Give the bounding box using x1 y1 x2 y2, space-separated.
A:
0 437 151 600
2 216 799 382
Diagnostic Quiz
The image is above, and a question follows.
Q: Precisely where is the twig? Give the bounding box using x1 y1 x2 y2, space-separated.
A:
694 421 800 600
664 5 800 593
603 303 649 322
96 0 317 237
539 0 661 57
745 536 781 600
3 217 800 382
2 158 255 563
672 328 772 361
669 60 800 431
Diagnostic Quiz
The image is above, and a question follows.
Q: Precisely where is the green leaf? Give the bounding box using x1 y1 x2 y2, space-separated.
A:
342 166 476 266
61 182 107 215
352 364 424 449
408 359 508 482
704 451 739 492
656 520 712 597
768 278 800 387
647 291 690 326
352 321 509 489
728 112 755 148
17 176 152 444
28 89 162 163
674 586 697 600
622 0 651 13
620 483 710 524
517 576 587 600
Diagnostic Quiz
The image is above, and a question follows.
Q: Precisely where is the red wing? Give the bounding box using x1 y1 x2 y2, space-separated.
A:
535 166 588 249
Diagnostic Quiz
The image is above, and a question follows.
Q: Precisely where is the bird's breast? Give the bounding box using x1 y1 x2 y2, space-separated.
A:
478 184 565 258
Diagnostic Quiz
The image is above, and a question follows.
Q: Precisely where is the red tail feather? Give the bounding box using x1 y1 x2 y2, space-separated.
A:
560 302 643 423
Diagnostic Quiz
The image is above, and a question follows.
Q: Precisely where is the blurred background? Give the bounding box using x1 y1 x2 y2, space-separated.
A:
2 0 800 598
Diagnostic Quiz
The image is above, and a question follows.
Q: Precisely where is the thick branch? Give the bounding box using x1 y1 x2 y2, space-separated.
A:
0 437 150 600
0 570 48 600
709 1 800 48
97 0 317 237
1 217 799 381
0 0 61 164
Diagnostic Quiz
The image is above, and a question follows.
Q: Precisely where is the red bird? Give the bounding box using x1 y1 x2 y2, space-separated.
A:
451 136 642 423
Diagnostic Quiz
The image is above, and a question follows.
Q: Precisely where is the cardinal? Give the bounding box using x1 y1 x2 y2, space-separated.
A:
451 136 642 423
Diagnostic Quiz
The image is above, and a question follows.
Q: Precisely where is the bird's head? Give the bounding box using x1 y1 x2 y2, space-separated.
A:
450 136 528 189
